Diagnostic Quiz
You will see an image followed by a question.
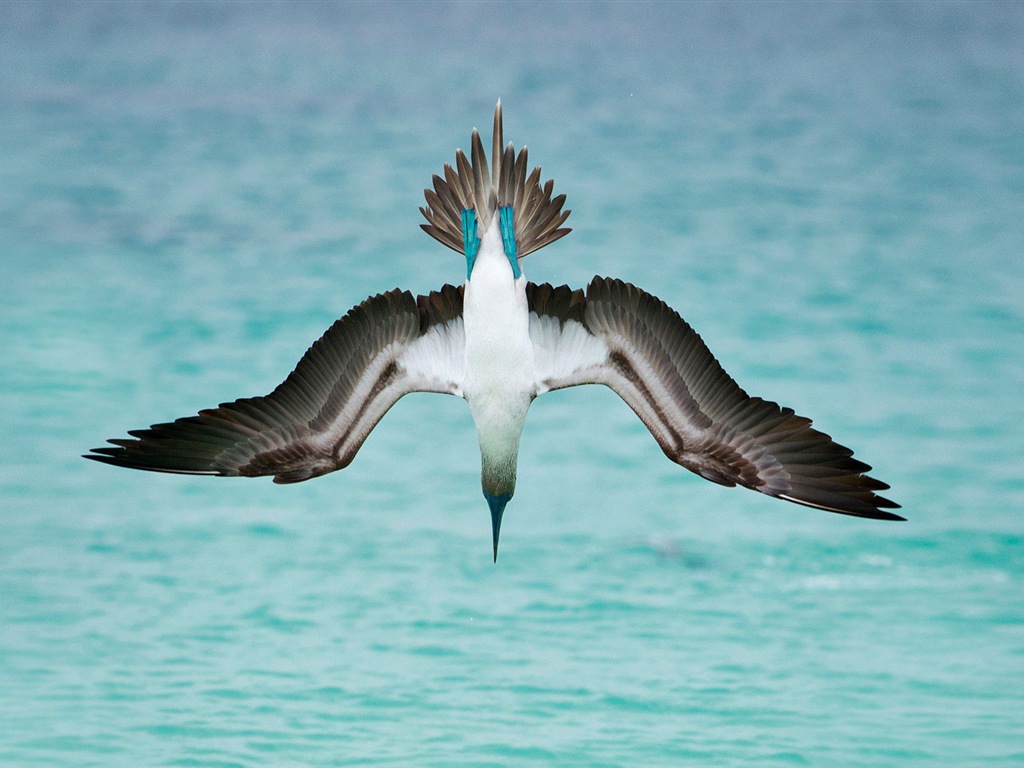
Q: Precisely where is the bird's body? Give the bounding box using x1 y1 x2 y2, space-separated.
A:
462 212 533 544
86 102 902 559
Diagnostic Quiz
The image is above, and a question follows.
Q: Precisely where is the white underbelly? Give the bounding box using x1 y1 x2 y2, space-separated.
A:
463 305 534 432
461 261 534 481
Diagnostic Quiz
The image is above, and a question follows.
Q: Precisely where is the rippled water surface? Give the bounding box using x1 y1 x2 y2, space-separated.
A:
2 3 1022 766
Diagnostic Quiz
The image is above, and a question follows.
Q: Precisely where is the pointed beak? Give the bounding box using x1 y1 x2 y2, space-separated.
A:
484 491 512 562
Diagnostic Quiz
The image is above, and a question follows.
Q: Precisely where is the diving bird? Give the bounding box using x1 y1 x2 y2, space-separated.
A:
85 102 902 560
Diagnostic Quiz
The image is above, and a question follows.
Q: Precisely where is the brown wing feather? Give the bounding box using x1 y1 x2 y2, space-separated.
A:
528 278 901 520
86 286 465 484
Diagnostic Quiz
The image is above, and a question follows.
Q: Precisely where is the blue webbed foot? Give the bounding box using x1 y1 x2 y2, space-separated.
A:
461 209 480 279
498 205 520 278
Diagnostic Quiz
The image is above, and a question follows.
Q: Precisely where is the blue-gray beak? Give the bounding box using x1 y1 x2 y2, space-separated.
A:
484 491 511 563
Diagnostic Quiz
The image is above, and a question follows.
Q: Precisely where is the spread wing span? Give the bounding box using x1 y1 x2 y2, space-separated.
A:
85 285 465 484
527 278 901 519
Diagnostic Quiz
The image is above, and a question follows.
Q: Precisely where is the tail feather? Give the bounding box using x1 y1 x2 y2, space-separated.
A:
420 100 571 259
491 101 503 188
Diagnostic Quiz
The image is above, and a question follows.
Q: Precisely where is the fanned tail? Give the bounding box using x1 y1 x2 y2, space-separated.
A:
420 100 571 259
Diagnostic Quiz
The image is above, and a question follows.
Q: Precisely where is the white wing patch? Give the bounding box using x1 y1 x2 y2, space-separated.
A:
528 313 608 395
400 317 466 397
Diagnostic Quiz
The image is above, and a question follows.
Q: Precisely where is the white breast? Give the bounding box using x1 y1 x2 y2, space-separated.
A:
461 214 534 487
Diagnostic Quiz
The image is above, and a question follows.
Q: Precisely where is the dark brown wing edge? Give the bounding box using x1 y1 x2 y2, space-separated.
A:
529 278 902 520
84 285 465 484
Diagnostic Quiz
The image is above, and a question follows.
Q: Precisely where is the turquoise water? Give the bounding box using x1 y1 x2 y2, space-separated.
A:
2 2 1023 765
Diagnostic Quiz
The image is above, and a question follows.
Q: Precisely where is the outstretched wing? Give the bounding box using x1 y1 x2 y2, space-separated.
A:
527 278 901 519
86 285 465 484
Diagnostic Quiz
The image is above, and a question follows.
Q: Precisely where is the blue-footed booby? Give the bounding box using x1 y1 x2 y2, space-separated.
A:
86 102 902 560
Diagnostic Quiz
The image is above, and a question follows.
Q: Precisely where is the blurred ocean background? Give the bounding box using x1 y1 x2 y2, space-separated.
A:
2 2 1022 766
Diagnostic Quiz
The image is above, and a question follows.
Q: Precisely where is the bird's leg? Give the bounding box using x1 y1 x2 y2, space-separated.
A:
499 205 520 278
461 209 480 279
